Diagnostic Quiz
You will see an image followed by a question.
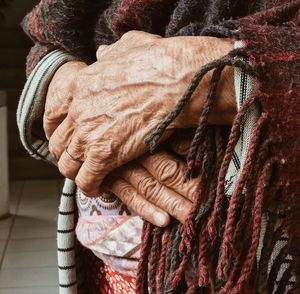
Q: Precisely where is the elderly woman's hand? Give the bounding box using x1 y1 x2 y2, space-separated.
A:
44 61 87 139
109 152 198 226
107 134 198 226
48 31 234 196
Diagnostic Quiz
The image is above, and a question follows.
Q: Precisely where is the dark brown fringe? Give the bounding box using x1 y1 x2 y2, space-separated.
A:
148 227 163 293
136 222 153 294
139 49 291 293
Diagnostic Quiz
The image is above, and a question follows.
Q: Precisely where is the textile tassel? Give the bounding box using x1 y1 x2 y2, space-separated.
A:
207 96 255 241
197 228 209 287
219 139 271 292
171 133 214 290
185 66 224 178
166 226 183 292
216 112 268 279
169 66 225 290
163 226 177 293
141 54 255 294
156 228 171 293
148 227 163 293
231 138 271 248
232 160 274 293
186 283 198 294
136 222 153 294
144 55 254 152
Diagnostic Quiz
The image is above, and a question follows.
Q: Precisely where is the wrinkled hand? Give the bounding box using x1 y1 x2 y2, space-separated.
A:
48 31 234 196
107 133 197 226
44 61 87 139
79 132 196 226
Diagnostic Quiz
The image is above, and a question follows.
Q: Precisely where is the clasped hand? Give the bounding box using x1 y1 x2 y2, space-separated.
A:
45 31 234 226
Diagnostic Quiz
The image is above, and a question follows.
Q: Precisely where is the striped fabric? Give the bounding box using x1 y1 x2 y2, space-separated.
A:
57 179 78 294
17 49 76 165
224 41 258 196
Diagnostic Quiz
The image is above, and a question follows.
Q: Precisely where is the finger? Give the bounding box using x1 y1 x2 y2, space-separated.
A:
48 116 75 160
168 135 192 157
75 148 114 197
139 152 198 202
120 31 161 43
44 114 67 140
96 44 109 60
57 136 84 180
109 177 170 227
119 163 192 223
167 130 194 157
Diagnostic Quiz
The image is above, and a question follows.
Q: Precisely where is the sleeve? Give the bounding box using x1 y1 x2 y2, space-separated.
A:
18 0 102 163
17 49 77 165
21 0 98 76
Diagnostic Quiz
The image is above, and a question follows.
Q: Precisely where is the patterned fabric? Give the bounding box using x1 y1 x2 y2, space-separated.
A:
76 189 142 277
224 41 258 195
98 262 136 294
81 246 136 294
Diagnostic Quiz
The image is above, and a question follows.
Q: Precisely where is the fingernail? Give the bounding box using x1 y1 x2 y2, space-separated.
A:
154 212 169 227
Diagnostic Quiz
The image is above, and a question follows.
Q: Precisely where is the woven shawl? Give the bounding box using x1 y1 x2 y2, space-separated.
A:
20 0 300 292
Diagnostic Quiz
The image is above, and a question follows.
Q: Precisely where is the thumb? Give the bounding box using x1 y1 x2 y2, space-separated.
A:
96 44 109 60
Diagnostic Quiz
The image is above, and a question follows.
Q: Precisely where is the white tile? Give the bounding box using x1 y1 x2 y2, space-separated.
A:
2 251 57 269
0 267 58 288
10 226 56 240
13 215 56 228
0 217 12 229
9 181 24 215
18 198 58 213
0 287 59 294
7 238 56 253
20 194 58 208
9 181 24 199
0 227 10 241
20 191 59 203
0 240 6 259
17 204 58 222
22 180 59 197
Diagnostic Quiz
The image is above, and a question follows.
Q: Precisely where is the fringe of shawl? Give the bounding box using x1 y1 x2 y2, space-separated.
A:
137 1 300 293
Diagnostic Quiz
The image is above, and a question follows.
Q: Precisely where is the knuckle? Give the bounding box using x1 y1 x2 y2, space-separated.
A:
138 176 161 201
185 182 198 201
157 158 181 185
133 199 147 215
58 163 74 180
48 141 60 160
121 30 137 39
163 196 185 215
172 140 190 156
118 182 131 198
75 178 96 197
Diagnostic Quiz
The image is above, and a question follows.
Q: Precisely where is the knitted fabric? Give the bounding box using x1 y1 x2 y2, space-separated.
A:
22 0 265 76
21 0 300 293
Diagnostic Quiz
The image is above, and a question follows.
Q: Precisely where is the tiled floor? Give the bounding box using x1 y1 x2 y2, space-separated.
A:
0 179 63 294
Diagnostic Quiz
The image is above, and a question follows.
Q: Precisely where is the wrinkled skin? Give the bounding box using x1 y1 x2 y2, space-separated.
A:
109 135 200 226
45 31 235 225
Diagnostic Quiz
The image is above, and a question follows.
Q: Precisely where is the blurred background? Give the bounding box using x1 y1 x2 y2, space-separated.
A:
0 1 62 293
